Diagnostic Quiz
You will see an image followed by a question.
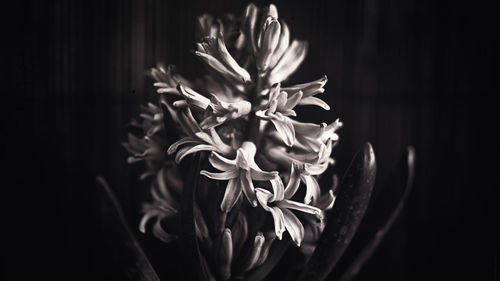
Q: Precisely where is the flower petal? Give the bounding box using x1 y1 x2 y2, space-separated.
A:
268 40 308 85
250 168 278 181
177 83 211 110
220 178 242 212
298 96 331 110
268 207 286 239
270 115 295 147
209 152 237 170
257 18 281 72
284 162 301 200
167 137 199 155
284 90 303 109
216 35 252 83
241 171 257 207
282 75 328 97
278 199 323 220
282 208 305 246
269 21 290 68
303 175 321 205
200 168 239 180
175 144 216 163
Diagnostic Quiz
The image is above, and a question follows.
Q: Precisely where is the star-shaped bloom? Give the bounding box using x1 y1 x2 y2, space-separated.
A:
256 83 303 147
200 142 282 213
175 83 252 129
293 118 343 152
195 35 252 84
150 63 193 95
255 171 323 246
165 101 234 163
282 75 330 110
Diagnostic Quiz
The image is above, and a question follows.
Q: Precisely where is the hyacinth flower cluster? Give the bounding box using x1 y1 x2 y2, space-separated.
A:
124 3 347 280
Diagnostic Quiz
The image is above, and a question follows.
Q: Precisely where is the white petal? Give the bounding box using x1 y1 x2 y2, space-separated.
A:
278 200 323 219
241 171 257 207
209 152 237 170
177 83 211 110
282 75 328 97
298 96 331 110
303 175 321 205
175 144 216 163
250 168 278 181
268 40 308 85
284 163 301 199
269 21 290 68
282 208 305 246
167 137 199 155
220 178 242 212
200 168 239 180
271 116 295 147
216 36 252 83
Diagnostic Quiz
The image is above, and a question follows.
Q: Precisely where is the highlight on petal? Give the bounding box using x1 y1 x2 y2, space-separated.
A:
220 178 242 213
282 208 305 246
240 171 258 207
200 169 239 180
268 40 308 85
208 152 237 170
270 114 295 147
298 96 331 110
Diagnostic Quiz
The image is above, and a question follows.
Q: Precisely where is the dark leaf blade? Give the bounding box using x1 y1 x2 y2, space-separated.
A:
179 153 212 281
96 176 161 281
336 146 415 281
298 142 377 281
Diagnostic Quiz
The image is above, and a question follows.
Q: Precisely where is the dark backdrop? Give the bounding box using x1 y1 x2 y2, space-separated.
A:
5 0 497 280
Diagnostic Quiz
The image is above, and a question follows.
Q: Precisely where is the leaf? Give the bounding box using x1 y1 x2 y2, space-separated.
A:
297 142 377 281
335 146 416 281
96 176 161 281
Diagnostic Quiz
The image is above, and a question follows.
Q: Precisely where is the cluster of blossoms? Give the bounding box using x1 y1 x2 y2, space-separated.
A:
124 3 342 279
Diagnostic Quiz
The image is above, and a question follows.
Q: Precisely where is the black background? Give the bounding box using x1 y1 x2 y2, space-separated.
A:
4 0 498 280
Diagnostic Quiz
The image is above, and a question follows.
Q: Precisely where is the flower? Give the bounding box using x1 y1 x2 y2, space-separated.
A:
175 83 252 129
195 35 252 84
200 142 282 212
255 171 323 246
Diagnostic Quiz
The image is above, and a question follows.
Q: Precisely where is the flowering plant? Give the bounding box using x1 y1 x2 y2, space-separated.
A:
107 3 415 281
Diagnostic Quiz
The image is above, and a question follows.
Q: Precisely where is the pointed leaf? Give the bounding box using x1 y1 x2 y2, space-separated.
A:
298 142 376 281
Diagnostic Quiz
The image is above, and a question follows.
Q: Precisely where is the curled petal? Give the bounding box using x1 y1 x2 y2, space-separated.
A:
209 152 237 170
177 83 211 110
303 175 321 205
282 75 328 97
175 144 216 163
200 168 239 180
316 189 336 211
215 35 252 83
167 137 199 155
298 96 330 110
